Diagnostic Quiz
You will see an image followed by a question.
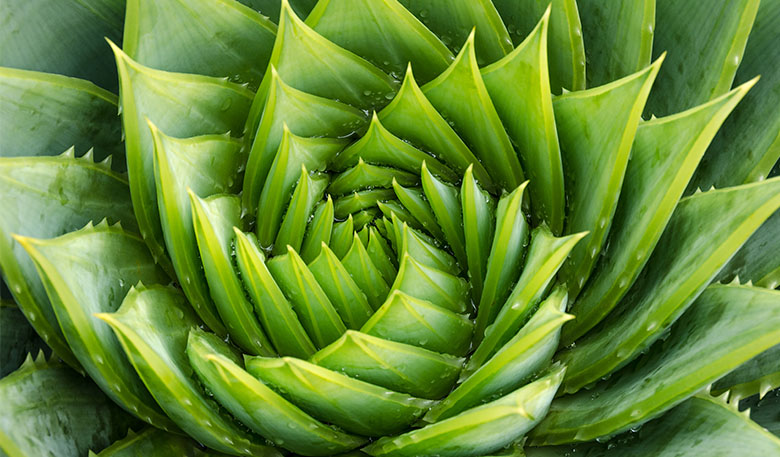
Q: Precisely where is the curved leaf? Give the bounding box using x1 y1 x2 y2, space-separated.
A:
300 197 335 263
390 254 469 314
331 160 419 196
341 232 391 310
460 166 496 300
273 168 330 255
420 163 468 268
93 428 231 457
712 343 780 401
716 209 780 289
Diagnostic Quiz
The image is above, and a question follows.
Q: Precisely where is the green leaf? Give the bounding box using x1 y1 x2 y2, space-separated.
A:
17 222 174 430
461 166 496 300
745 389 780 438
362 365 565 457
0 67 122 163
330 160 419 196
94 428 232 457
341 233 391 310
390 253 469 314
716 209 780 289
0 153 136 370
475 183 529 344
367 227 398 284
311 330 464 400
391 182 445 241
244 0 317 23
378 67 491 188
555 57 663 299
97 285 280 456
361 291 473 357
187 329 366 455
378 201 424 232
646 0 760 116
423 32 523 192
558 178 780 394
397 0 512 65
334 189 397 219
267 248 347 348
273 168 330 255
491 0 586 94
112 42 254 275
150 124 243 336
190 193 275 356
0 0 124 91
527 395 780 457
689 0 780 189
234 229 316 358
244 355 433 436
394 219 460 276
481 10 563 233
243 70 365 217
332 113 457 182
0 300 47 377
563 81 755 345
712 343 780 401
329 215 355 259
468 226 585 371
0 353 138 457
123 0 276 89
300 197 335 263
305 0 453 83
308 244 374 329
577 0 655 87
531 285 780 445
420 163 468 268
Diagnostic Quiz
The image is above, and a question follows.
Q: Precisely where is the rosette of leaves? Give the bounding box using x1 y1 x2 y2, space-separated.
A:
1 0 780 456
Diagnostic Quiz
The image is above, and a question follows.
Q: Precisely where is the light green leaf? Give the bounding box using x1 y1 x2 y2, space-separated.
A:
361 291 473 357
123 0 276 89
94 428 232 457
97 285 280 456
267 248 346 348
187 329 366 455
0 153 135 370
234 229 316 358
0 353 137 457
390 254 469 314
461 166 496 300
150 124 242 336
420 163 468 269
558 178 780 394
334 189 396 219
311 330 464 400
394 219 460 276
0 0 124 91
391 182 445 241
190 193 275 356
367 227 398 285
305 0 453 83
491 0 586 94
17 222 174 430
423 32 523 192
0 67 122 163
244 355 433 436
329 215 355 259
300 197 335 263
330 160 419 196
244 0 317 23
646 0 760 116
363 365 565 457
482 10 563 233
716 209 780 289
532 285 780 445
112 42 254 274
273 168 330 255
378 201 424 232
341 232 391 310
563 81 755 345
555 57 663 299
578 0 655 87
712 343 780 401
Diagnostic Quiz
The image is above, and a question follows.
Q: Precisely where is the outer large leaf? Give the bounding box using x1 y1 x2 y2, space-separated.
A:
187 329 366 456
98 285 280 456
245 356 433 436
311 330 464 400
123 0 276 88
0 0 124 90
0 67 122 162
555 57 662 299
151 124 243 336
563 81 755 344
305 0 453 83
577 0 655 87
646 0 759 116
491 0 586 94
363 366 565 457
0 354 137 457
482 10 563 233
532 285 780 445
93 428 232 457
397 0 512 65
528 395 780 457
112 43 254 274
0 153 136 370
16 222 174 430
558 178 780 393
689 0 780 189
423 32 524 193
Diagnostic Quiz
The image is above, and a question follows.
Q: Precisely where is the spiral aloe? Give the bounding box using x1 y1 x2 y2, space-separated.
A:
1 0 780 456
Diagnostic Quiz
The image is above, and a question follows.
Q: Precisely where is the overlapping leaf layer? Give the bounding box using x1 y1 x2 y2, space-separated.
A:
1 0 779 456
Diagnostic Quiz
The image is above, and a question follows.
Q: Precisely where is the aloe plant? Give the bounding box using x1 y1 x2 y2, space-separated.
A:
1 0 780 456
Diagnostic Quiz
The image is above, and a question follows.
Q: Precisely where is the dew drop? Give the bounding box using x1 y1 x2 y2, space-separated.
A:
95 355 104 364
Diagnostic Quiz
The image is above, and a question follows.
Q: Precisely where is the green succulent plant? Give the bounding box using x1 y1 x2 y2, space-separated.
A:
1 0 780 456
